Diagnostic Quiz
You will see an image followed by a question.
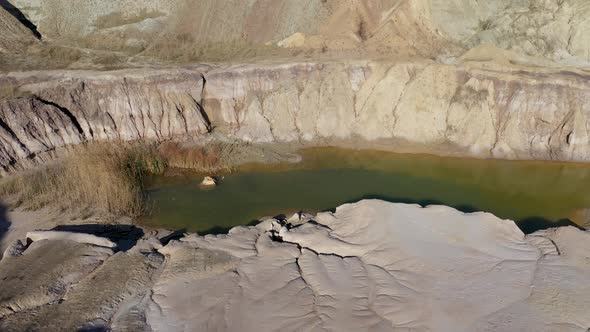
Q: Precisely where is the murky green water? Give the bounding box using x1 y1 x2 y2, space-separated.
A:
142 147 590 234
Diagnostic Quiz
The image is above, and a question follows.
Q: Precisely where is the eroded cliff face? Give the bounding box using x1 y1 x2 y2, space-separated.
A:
0 68 211 172
1 1 589 171
204 61 590 161
2 59 589 172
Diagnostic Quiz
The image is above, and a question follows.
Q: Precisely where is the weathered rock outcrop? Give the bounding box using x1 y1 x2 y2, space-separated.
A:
204 61 590 161
431 0 590 66
0 227 164 331
0 67 211 172
0 238 113 318
1 200 589 331
2 0 590 171
3 59 590 172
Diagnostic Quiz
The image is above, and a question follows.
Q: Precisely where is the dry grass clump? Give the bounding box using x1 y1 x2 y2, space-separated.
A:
95 10 164 30
158 141 226 171
0 85 31 101
0 143 165 216
145 35 280 63
0 141 234 216
4 43 86 71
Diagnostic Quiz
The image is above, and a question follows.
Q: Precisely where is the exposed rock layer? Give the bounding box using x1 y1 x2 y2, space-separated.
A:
203 61 590 161
0 200 588 331
3 60 590 172
0 67 211 172
2 0 590 170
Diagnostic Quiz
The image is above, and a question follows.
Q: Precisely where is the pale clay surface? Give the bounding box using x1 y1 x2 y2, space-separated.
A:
0 200 589 331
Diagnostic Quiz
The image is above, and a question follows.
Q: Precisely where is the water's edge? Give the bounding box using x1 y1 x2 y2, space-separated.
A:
142 147 590 234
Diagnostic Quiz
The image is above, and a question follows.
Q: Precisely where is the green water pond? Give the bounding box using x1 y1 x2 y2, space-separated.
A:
142 147 590 234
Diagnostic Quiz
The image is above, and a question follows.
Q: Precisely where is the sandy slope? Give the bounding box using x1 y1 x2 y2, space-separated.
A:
5 0 590 68
0 5 36 54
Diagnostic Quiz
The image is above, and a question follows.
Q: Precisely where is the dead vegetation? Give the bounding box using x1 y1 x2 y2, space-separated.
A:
0 85 31 101
157 141 225 171
0 141 228 217
144 37 280 63
95 9 164 30
0 43 86 72
0 144 163 216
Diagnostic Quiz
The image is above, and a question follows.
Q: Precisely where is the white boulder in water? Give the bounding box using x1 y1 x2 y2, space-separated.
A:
200 176 217 187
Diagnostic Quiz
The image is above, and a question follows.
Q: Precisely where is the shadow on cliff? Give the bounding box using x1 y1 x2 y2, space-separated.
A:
330 194 584 235
0 202 10 249
0 0 42 39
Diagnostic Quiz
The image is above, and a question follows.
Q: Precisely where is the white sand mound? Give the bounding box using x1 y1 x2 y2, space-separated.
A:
147 200 590 332
1 200 588 331
26 230 117 248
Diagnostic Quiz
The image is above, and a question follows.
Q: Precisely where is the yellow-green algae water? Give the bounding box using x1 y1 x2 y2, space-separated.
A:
142 147 590 234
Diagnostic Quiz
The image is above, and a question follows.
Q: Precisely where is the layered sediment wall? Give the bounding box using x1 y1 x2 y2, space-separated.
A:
204 61 590 161
2 60 590 172
0 68 211 171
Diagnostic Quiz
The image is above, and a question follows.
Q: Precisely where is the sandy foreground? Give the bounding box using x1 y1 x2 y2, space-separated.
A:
0 200 588 331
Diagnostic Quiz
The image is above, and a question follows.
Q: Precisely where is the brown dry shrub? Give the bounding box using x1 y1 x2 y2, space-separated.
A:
158 141 225 171
42 45 83 64
95 10 164 30
145 35 279 63
0 85 32 101
0 141 232 216
0 143 165 216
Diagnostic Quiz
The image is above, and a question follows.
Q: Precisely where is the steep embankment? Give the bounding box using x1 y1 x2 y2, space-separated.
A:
203 60 590 161
3 59 590 172
1 200 589 331
2 0 590 172
0 3 37 55
0 67 211 172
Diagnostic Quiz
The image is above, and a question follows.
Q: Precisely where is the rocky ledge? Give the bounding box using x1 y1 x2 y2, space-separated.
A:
4 59 590 173
0 200 588 331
